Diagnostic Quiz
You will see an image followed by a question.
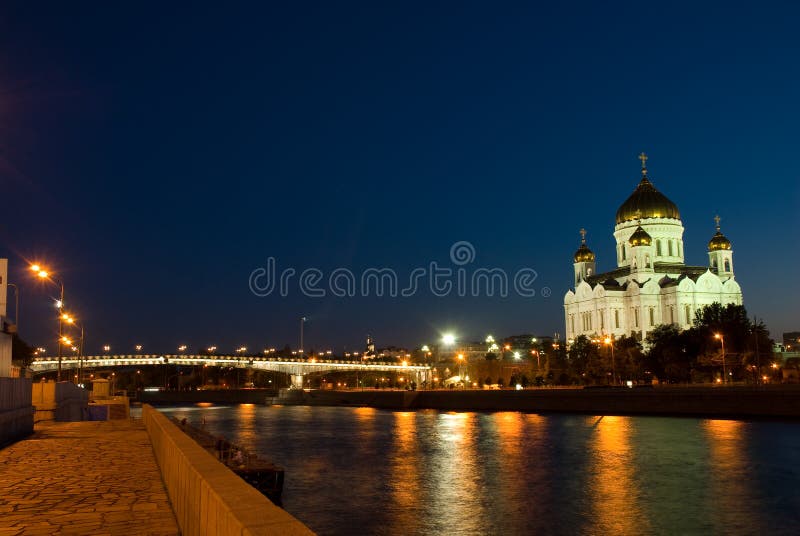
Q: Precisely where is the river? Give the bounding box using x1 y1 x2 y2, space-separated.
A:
158 404 800 535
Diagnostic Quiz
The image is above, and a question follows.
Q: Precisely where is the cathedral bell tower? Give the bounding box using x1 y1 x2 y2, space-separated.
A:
708 215 734 277
573 228 596 285
628 215 655 276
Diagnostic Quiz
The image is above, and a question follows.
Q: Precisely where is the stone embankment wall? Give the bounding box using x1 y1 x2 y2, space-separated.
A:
142 404 314 536
140 389 276 405
287 385 800 419
0 377 33 445
31 381 88 422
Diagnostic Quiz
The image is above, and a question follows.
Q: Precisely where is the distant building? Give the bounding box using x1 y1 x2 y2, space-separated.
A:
783 332 800 351
564 154 743 342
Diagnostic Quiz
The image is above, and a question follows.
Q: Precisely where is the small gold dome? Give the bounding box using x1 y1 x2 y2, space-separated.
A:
708 232 731 251
629 226 652 247
616 159 681 224
574 244 595 263
708 216 732 250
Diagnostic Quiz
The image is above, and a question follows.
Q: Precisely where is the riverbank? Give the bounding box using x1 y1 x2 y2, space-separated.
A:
279 385 800 419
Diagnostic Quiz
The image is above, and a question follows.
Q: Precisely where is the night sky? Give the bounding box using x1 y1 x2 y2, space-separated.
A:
2 2 798 354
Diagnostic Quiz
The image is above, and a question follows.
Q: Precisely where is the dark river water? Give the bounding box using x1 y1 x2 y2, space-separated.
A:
158 405 800 535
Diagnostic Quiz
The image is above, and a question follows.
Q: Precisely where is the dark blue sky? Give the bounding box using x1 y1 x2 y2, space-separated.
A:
2 2 798 353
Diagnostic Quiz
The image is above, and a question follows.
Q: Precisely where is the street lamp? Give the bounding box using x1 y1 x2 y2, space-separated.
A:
604 336 616 386
135 345 143 352
299 316 307 356
30 263 66 381
61 313 85 385
714 333 727 384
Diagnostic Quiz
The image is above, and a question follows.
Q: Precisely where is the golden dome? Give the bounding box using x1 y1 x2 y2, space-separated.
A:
574 244 595 263
708 215 732 250
629 225 652 247
708 232 731 251
573 228 595 262
615 158 680 224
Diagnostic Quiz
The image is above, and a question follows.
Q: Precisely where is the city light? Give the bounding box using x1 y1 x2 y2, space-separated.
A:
135 345 143 352
442 333 456 346
513 351 521 360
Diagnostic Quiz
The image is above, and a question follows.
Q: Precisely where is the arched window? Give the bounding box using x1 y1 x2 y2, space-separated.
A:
724 260 731 272
615 310 620 329
649 308 655 326
656 240 662 256
645 255 651 268
685 305 691 324
668 240 673 256
621 246 626 260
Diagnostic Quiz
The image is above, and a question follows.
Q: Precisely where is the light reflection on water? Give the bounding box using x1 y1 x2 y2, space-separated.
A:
159 405 800 536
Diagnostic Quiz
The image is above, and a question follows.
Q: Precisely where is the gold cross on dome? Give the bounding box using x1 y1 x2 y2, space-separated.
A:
714 215 721 230
638 152 648 168
580 228 587 243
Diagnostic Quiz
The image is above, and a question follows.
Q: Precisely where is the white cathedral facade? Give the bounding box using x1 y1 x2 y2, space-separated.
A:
563 154 743 343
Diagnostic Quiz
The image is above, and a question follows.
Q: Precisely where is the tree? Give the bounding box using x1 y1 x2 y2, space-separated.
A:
646 325 691 383
11 334 34 367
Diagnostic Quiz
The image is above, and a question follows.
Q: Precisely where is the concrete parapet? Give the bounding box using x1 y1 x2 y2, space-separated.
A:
0 377 33 445
31 381 88 422
142 404 314 536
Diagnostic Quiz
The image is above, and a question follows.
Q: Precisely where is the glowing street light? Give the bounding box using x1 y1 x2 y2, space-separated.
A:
30 263 67 380
513 351 521 360
604 336 616 385
178 345 187 353
135 344 143 352
103 345 111 353
714 333 727 384
442 333 456 346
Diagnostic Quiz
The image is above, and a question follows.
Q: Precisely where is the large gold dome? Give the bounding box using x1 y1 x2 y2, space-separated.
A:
616 176 681 224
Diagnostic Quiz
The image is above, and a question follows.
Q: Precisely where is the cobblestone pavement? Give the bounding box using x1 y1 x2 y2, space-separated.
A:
0 419 180 535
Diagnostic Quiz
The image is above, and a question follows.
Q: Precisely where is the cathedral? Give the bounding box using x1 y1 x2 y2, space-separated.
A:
563 153 743 343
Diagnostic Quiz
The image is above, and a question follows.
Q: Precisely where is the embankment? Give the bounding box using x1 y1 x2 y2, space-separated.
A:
140 388 276 405
289 386 800 419
142 404 313 536
0 377 33 446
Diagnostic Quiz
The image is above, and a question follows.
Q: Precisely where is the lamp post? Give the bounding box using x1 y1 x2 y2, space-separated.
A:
30 264 65 381
61 313 85 385
714 333 727 384
299 316 307 356
604 336 616 386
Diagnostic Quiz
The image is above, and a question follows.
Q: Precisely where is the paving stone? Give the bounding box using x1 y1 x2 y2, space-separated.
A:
0 420 179 535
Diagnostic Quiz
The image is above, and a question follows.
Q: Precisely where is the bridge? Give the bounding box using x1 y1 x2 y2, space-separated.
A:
29 354 432 388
